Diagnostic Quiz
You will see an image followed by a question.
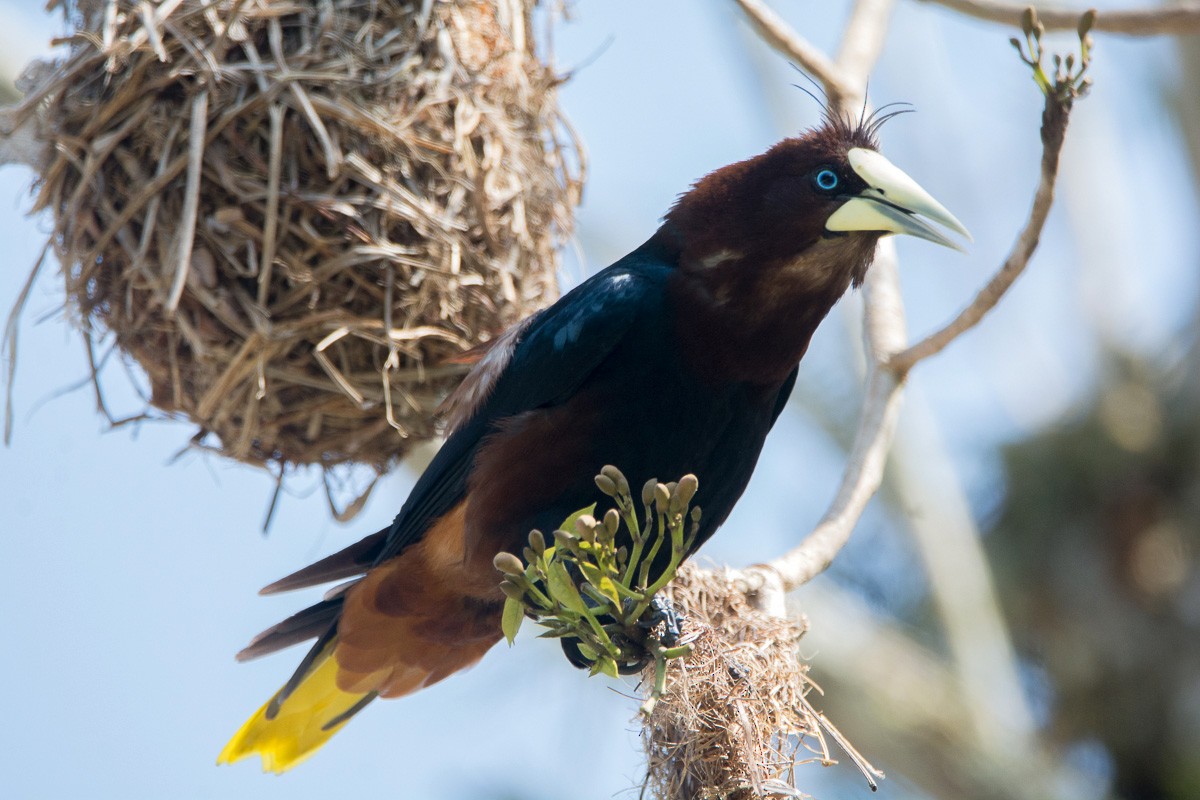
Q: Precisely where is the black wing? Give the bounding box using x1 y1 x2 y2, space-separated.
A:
371 251 674 563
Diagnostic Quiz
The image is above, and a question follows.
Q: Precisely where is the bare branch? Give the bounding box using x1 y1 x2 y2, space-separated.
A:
834 0 898 93
730 0 854 103
888 82 1076 374
739 245 908 594
920 0 1200 36
729 0 1086 592
729 0 908 595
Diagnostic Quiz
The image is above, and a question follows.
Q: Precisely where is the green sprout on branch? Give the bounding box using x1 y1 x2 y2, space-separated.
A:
493 465 701 715
1010 6 1094 105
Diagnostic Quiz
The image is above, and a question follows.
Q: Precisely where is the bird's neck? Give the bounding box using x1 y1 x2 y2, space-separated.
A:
645 224 877 385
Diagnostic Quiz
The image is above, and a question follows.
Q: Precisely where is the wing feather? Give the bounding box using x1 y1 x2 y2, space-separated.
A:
372 254 671 564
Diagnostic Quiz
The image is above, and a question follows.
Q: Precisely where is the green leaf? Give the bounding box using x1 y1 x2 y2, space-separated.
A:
598 576 622 606
560 503 597 532
501 596 524 645
546 560 588 614
595 655 619 679
578 561 605 587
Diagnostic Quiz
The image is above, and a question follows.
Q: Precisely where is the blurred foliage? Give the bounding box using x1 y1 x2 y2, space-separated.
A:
988 349 1200 799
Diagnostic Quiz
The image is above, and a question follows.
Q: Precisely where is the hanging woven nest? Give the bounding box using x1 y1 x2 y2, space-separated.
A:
8 0 580 472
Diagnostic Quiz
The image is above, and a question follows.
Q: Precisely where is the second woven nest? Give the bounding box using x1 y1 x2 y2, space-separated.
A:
16 0 580 473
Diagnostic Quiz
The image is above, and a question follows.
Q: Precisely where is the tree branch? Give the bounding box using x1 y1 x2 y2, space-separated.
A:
920 0 1200 36
887 82 1074 374
730 0 855 104
731 0 908 600
732 3 1085 596
834 0 898 87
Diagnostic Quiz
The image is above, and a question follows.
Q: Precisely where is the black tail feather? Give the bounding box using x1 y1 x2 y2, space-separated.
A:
266 624 339 719
237 598 343 662
321 692 378 731
259 529 388 595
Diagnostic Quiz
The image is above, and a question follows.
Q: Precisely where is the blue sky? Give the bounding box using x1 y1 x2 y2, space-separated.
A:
2 2 1196 799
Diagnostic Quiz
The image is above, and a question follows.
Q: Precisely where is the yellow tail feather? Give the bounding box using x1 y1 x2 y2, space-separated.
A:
218 643 370 774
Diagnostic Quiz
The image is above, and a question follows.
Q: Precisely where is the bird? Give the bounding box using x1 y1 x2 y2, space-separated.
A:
218 112 969 773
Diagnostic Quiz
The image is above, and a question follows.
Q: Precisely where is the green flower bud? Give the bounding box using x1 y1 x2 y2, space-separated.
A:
600 465 630 496
675 474 698 506
594 474 618 497
642 478 657 508
499 579 526 600
1078 9 1096 37
528 529 546 555
493 551 525 576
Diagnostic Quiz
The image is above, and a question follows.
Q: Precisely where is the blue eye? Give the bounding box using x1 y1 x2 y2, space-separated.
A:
814 169 839 191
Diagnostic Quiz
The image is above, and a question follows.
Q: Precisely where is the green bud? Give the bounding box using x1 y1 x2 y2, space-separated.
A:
499 579 526 600
1077 8 1096 38
594 474 618 497
654 482 670 510
493 551 525 576
642 478 657 508
676 474 698 506
553 528 575 547
600 465 630 496
522 547 536 564
528 529 546 555
690 506 702 523
603 508 620 535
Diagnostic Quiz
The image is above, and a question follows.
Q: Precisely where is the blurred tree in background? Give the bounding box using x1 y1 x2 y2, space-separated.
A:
982 33 1200 800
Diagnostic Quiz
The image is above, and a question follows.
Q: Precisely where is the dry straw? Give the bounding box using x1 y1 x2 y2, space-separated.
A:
642 564 881 799
5 0 580 483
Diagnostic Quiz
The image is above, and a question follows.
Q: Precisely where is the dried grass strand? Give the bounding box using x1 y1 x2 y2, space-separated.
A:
642 564 880 799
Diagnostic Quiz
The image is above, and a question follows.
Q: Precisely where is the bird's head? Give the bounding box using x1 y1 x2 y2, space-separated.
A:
662 114 969 297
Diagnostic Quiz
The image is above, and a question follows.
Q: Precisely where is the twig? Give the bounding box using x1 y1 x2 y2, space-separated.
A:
730 0 855 103
739 244 908 594
834 0 897 88
889 11 1085 374
736 7 1087 593
3 242 52 444
765 104 1073 585
919 0 1200 36
166 88 209 313
730 0 906 596
886 111 1064 372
